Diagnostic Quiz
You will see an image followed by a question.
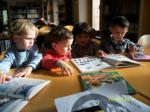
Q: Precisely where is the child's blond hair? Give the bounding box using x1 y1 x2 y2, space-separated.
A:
9 19 39 37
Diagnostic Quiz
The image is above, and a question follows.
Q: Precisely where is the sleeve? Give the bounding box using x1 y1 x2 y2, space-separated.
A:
125 39 138 51
135 44 144 52
0 50 14 73
126 39 144 53
41 51 58 70
26 45 42 69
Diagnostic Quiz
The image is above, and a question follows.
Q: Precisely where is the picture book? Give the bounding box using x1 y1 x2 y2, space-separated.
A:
70 54 140 73
133 53 150 61
102 54 141 68
80 71 136 95
70 56 112 73
55 83 150 112
0 77 50 112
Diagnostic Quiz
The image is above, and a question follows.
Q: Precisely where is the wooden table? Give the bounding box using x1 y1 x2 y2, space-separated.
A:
12 49 150 112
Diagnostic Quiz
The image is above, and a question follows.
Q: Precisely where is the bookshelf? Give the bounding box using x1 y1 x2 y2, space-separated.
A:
100 0 140 37
57 0 73 25
10 6 27 20
27 4 41 23
10 4 41 24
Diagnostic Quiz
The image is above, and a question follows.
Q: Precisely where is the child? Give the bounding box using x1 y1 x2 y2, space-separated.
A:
0 19 42 84
42 26 73 76
98 16 143 58
71 22 99 58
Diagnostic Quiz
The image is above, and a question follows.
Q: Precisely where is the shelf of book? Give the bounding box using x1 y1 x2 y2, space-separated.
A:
100 0 140 36
10 4 41 24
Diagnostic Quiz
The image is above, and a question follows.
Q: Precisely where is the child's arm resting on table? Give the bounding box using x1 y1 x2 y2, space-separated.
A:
0 71 12 84
56 60 73 76
14 66 33 77
14 46 42 77
96 50 107 58
127 44 144 59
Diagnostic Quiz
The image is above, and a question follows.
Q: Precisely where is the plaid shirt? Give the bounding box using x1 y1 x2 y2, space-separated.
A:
71 41 99 58
99 36 142 54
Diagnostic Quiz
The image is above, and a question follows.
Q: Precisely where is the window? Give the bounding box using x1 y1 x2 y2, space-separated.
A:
2 10 8 26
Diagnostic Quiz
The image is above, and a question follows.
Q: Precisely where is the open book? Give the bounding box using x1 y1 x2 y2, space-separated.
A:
71 54 140 73
103 54 140 67
55 81 150 112
80 71 136 95
0 77 50 112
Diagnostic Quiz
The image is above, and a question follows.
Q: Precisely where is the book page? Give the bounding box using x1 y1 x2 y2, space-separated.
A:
55 86 150 112
71 56 112 73
103 54 140 67
0 96 28 112
0 78 50 100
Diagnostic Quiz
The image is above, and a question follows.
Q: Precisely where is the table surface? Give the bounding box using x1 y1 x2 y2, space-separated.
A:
0 49 150 112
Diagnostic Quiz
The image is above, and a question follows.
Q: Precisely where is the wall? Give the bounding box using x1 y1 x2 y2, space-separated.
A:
72 0 92 25
72 0 79 23
139 0 150 36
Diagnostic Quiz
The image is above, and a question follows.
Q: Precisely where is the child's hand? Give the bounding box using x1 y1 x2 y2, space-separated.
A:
14 67 33 77
96 50 107 58
57 60 73 76
128 46 138 59
0 72 12 84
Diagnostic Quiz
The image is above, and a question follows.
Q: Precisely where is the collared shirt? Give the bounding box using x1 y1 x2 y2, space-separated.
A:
99 36 139 54
71 41 99 58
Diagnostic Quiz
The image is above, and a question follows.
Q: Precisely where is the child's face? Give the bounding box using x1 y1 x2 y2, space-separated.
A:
110 26 128 43
14 30 36 50
52 38 73 56
75 34 90 46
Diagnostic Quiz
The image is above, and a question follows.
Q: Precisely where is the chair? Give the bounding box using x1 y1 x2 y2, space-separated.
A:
38 26 52 36
64 25 74 32
138 34 150 49
92 38 102 45
37 26 52 53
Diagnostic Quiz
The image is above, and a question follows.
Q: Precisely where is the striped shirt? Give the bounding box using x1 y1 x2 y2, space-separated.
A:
99 36 143 54
71 41 99 58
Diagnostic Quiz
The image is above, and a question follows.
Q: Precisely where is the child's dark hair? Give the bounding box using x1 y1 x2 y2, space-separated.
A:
45 26 73 48
110 16 130 28
72 22 92 38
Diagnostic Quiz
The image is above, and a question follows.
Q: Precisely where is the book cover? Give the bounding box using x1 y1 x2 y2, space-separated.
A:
80 71 136 95
55 84 150 112
0 77 50 112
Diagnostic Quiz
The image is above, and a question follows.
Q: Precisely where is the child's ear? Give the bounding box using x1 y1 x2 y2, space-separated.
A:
52 42 57 49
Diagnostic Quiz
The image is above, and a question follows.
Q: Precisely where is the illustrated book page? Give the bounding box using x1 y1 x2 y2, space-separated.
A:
55 83 150 112
0 77 50 112
103 54 141 68
70 56 112 73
